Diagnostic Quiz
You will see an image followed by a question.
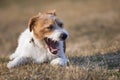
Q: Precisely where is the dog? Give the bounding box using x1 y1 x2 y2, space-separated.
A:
7 10 69 69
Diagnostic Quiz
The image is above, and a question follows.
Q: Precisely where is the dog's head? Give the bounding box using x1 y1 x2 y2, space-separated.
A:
29 10 68 54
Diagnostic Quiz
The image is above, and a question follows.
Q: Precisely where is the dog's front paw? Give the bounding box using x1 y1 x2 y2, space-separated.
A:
7 61 15 69
9 55 14 60
50 58 67 66
9 53 17 60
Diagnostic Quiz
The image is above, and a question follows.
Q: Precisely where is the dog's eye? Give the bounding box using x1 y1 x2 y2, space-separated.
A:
47 25 54 30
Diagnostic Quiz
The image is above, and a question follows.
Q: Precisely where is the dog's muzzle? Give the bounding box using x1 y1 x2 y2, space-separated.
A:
44 38 59 54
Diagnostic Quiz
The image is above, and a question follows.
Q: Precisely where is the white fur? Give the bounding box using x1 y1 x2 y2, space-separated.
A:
7 28 68 69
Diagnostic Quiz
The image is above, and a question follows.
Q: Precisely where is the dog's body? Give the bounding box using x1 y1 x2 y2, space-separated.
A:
7 10 68 69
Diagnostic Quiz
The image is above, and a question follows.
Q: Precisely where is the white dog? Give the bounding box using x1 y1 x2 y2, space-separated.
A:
7 10 68 69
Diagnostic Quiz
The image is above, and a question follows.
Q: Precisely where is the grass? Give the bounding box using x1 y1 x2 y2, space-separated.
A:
0 55 120 80
0 0 120 80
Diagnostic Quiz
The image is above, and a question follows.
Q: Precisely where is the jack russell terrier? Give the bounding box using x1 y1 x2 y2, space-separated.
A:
7 10 69 69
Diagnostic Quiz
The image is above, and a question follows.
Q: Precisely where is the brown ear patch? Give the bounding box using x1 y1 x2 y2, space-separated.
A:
28 16 39 32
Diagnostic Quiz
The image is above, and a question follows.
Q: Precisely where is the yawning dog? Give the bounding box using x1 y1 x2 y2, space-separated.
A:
7 10 68 69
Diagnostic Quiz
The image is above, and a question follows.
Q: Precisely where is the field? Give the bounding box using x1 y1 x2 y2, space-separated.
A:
0 0 120 80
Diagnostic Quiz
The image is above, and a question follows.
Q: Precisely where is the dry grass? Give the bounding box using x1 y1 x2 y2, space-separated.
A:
0 0 120 80
0 57 120 80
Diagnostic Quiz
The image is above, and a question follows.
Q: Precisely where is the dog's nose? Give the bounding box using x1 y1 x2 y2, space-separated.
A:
60 33 68 40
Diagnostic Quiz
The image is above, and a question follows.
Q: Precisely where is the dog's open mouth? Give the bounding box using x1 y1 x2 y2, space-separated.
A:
44 38 59 54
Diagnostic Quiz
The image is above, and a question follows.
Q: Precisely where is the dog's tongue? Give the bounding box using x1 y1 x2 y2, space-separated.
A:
44 38 59 54
50 46 59 53
49 43 59 53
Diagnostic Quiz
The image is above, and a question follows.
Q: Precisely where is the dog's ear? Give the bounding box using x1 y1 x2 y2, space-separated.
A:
46 9 56 16
28 15 39 32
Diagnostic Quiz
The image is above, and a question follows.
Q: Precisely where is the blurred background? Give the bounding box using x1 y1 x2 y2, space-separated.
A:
0 0 120 56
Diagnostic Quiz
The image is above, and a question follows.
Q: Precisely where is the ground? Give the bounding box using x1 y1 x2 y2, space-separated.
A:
0 0 120 80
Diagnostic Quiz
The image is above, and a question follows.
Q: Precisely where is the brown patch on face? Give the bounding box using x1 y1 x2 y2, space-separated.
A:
28 10 64 41
33 18 55 40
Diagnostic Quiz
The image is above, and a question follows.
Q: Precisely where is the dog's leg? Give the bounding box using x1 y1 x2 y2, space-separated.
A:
9 53 18 60
50 57 67 66
33 55 47 64
9 47 21 60
33 59 46 64
7 56 30 69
